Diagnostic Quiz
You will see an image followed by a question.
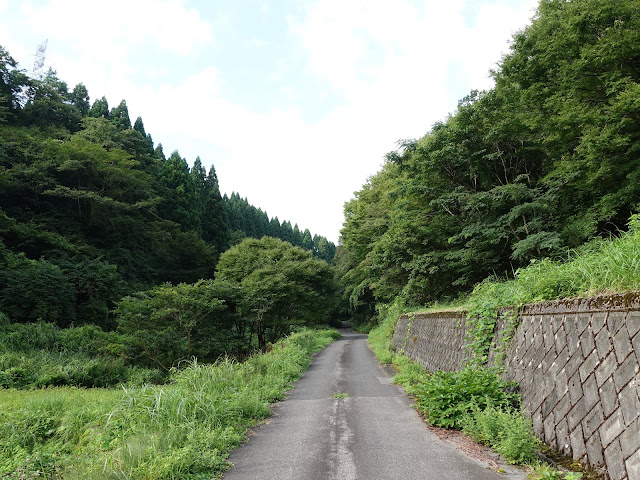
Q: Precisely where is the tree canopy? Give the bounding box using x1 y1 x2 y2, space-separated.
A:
0 44 335 332
216 237 337 351
336 0 640 325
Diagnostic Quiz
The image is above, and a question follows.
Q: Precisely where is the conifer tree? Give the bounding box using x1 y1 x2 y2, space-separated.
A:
201 165 230 254
133 116 154 155
301 229 313 251
157 151 200 232
153 143 166 161
110 99 131 130
89 96 109 118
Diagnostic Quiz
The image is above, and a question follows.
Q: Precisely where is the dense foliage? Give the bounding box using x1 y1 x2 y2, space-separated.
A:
336 0 640 325
215 237 338 352
0 329 340 479
0 320 163 389
0 45 335 330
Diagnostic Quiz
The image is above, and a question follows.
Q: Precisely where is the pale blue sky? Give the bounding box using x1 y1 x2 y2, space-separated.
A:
0 0 539 242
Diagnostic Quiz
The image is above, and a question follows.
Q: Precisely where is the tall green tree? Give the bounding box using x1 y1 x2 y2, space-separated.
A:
0 45 29 123
337 0 640 321
215 237 336 351
115 280 225 370
89 96 109 118
22 69 81 131
157 151 200 232
201 164 230 255
69 83 90 116
110 99 131 131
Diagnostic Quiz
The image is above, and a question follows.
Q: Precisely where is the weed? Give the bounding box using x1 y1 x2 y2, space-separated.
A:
332 393 349 398
368 299 405 364
411 367 519 429
461 405 539 464
0 328 339 479
528 464 583 479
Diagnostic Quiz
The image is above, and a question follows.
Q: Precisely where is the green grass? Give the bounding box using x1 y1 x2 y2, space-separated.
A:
417 216 640 316
0 387 123 479
461 405 540 464
0 328 340 479
367 300 403 365
365 219 640 471
0 322 165 389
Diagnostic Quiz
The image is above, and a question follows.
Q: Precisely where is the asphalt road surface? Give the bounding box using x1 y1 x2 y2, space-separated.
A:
224 327 527 480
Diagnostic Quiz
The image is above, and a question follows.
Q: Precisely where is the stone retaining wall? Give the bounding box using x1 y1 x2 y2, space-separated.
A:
503 295 640 480
391 311 470 372
391 293 640 480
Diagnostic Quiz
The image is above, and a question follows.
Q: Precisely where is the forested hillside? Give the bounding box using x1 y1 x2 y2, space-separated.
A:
0 47 335 330
336 0 640 325
224 192 336 262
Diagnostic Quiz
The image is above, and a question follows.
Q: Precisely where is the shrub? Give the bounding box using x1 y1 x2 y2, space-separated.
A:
412 366 519 429
461 405 539 464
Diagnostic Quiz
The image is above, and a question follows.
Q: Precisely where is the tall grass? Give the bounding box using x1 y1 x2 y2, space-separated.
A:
466 217 640 312
0 322 163 388
367 300 404 365
0 328 340 479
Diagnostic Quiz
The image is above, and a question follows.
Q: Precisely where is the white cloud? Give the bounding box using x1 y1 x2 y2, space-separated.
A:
0 0 539 242
276 0 538 239
20 0 213 56
117 0 538 242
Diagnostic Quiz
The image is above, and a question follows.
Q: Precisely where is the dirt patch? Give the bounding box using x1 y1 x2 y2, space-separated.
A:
427 424 504 470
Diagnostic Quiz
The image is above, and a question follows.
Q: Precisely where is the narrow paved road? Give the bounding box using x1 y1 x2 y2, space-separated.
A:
224 328 527 480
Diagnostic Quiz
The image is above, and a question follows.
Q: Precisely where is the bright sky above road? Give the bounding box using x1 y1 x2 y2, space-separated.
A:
0 0 539 243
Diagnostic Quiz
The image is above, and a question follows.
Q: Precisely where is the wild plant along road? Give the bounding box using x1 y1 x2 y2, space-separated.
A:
224 328 527 480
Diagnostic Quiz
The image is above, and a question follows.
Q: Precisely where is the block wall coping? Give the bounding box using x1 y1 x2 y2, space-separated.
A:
401 292 640 321
399 311 468 321
518 292 640 316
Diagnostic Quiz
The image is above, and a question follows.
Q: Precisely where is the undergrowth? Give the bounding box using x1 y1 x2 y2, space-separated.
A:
367 306 540 466
463 215 640 363
461 404 539 464
0 328 340 479
0 322 163 389
410 367 520 430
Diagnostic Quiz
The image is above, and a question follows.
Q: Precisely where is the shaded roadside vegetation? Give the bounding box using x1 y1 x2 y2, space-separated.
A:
336 0 640 328
0 329 340 479
353 4 638 477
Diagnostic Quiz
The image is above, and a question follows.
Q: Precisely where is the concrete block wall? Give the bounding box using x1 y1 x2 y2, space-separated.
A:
391 311 470 372
391 293 640 480
503 295 640 480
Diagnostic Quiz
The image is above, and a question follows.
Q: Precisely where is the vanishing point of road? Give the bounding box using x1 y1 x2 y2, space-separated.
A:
224 326 528 480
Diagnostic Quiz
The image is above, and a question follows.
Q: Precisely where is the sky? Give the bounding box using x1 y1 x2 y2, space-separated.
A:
0 0 539 243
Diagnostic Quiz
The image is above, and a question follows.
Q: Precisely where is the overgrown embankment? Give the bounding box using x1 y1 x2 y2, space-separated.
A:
0 320 164 389
0 328 340 479
367 224 640 479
